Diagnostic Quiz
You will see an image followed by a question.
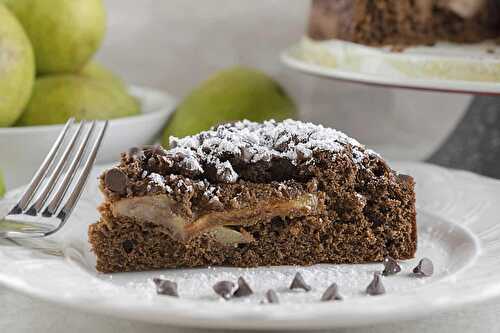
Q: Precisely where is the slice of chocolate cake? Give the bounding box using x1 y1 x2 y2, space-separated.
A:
89 120 416 273
308 0 500 46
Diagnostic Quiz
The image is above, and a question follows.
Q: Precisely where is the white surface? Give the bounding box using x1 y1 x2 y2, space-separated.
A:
1 162 500 329
0 86 176 189
282 39 500 95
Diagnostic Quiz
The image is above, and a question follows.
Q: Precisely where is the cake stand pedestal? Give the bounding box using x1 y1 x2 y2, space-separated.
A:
428 96 500 179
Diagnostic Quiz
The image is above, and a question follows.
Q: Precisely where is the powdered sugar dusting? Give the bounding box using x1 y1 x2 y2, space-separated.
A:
166 119 378 183
148 173 172 193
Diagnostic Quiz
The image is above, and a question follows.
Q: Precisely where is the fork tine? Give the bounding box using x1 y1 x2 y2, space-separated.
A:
42 121 97 218
9 118 75 215
55 121 108 225
25 121 86 216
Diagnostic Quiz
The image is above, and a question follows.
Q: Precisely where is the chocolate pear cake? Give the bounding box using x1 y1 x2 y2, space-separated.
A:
308 0 500 46
89 120 416 273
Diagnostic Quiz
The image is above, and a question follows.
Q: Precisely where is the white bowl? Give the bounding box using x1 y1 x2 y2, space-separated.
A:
0 85 177 189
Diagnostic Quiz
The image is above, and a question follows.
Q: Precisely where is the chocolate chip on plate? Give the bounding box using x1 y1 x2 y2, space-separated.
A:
153 278 178 297
366 272 386 296
321 283 343 302
104 168 128 194
289 272 312 292
233 277 253 298
413 258 434 277
382 256 401 276
213 281 235 300
263 289 279 304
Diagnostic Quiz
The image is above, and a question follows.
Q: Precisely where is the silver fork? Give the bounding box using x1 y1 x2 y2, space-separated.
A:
0 118 108 239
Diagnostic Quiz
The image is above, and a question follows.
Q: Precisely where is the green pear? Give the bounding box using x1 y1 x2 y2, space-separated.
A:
0 168 5 198
5 0 106 74
16 75 140 126
162 67 297 144
80 62 125 89
0 4 35 127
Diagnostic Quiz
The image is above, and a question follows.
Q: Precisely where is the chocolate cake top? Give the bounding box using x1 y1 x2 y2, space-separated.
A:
163 119 377 182
120 119 380 190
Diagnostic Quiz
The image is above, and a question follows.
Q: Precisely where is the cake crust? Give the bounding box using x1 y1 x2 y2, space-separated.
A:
89 120 417 273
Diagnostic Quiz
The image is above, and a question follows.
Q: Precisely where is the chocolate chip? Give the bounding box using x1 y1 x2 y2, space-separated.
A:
413 258 434 277
240 146 254 163
128 147 145 159
290 272 312 292
264 289 279 304
366 272 385 296
397 173 413 185
270 217 286 233
321 283 343 301
213 281 235 300
153 278 178 297
150 144 166 156
233 277 253 298
122 240 134 254
104 168 128 194
382 256 401 276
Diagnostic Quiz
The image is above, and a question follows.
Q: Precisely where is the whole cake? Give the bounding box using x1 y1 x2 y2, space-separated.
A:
308 0 500 46
89 120 416 273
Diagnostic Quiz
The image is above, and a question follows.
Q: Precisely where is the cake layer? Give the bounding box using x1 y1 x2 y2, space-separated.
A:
89 120 417 273
308 0 500 46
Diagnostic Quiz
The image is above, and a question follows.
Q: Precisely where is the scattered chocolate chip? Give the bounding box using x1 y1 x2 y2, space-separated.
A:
213 281 235 300
382 256 401 276
233 277 253 298
290 272 312 292
104 168 128 194
153 278 178 297
264 289 279 304
413 258 434 277
366 272 385 296
321 283 343 301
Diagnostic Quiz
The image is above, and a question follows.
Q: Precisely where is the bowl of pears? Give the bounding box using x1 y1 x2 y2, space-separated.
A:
0 0 175 189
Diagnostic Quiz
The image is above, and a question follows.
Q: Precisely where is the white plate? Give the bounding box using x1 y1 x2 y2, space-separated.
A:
0 86 177 189
282 38 500 95
0 162 500 329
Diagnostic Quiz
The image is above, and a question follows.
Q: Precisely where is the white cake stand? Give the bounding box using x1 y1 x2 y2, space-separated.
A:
281 39 500 178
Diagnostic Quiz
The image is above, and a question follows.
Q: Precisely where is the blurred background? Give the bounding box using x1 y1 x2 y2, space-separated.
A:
96 0 471 161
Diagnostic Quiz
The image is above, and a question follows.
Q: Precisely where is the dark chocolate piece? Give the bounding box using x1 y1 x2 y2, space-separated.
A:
104 168 128 194
366 272 385 296
233 277 253 298
289 272 312 292
153 278 178 297
413 258 434 277
264 289 279 304
128 146 145 159
382 256 401 276
321 283 343 301
213 281 235 300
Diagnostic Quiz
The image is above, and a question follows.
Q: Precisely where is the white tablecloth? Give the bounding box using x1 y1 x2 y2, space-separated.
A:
2 287 500 332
